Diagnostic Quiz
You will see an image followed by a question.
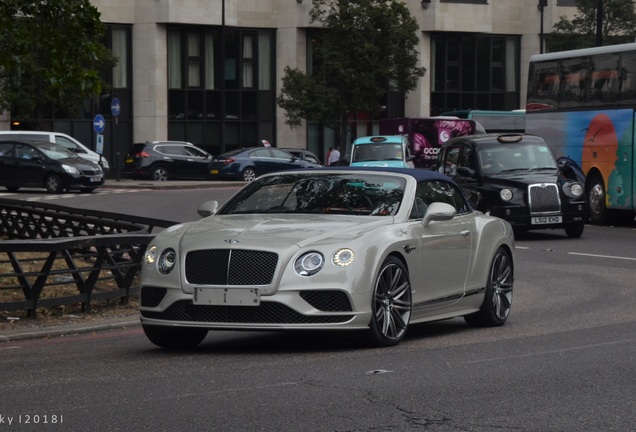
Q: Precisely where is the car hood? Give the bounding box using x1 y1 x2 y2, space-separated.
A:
484 171 560 187
59 157 102 171
165 214 391 250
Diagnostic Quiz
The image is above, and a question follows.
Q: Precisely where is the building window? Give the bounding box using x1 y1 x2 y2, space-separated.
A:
168 32 182 89
431 33 520 115
188 33 201 88
111 28 128 88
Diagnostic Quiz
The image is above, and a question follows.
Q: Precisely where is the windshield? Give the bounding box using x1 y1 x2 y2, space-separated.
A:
36 143 79 160
478 143 556 175
219 173 406 216
352 143 404 163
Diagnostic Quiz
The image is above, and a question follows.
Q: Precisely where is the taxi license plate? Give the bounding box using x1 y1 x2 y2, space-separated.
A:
193 288 260 306
90 176 102 182
125 158 134 163
210 169 219 174
531 215 562 225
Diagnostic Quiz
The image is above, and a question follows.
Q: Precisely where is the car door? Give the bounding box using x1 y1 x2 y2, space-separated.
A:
182 146 211 178
442 143 481 209
15 143 46 187
158 145 187 178
0 143 17 187
269 148 302 172
406 179 473 311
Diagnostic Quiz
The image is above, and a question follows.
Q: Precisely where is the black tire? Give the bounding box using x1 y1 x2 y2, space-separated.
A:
45 174 63 193
5 186 20 192
587 174 609 225
564 221 584 238
242 167 257 182
152 166 169 181
465 247 513 327
142 325 208 349
368 256 412 347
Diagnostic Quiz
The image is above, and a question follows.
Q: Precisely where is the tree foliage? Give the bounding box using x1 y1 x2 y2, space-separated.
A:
277 0 426 147
546 0 636 52
0 0 115 128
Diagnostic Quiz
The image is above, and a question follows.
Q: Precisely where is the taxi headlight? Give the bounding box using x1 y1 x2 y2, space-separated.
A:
294 251 324 276
564 181 584 198
500 188 513 202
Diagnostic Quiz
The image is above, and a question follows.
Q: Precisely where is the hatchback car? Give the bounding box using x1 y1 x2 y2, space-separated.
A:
0 131 110 175
0 140 104 193
349 135 415 168
209 147 322 181
139 167 515 349
122 141 213 181
436 133 586 238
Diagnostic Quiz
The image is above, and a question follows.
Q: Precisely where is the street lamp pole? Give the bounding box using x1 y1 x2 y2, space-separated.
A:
596 0 603 46
220 0 226 153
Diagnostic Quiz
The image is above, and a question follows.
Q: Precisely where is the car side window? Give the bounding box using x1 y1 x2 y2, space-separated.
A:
16 144 37 160
0 143 13 158
442 146 461 176
184 147 207 158
270 149 293 160
251 149 271 158
411 180 470 219
55 136 83 154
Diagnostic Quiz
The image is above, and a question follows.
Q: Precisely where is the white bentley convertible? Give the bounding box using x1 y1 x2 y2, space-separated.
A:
140 167 515 348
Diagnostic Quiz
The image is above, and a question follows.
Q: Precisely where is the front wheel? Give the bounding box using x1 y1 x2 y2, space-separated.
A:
368 256 412 347
142 325 208 349
45 174 63 193
564 221 584 238
5 186 20 192
465 247 513 327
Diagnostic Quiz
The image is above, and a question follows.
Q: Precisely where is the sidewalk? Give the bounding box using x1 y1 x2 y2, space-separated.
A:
0 314 141 343
103 178 246 190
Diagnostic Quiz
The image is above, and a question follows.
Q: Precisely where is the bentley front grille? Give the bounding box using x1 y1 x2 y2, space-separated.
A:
185 249 278 286
528 183 560 213
141 300 354 324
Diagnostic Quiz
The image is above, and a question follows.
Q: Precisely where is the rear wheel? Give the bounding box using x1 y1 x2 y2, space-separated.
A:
152 166 169 181
368 256 412 347
142 325 208 349
5 186 19 192
465 247 513 327
242 167 257 182
45 174 63 193
587 174 608 225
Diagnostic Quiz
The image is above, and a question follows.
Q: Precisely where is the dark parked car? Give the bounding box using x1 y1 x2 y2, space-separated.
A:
122 141 213 181
279 148 322 165
436 133 586 238
0 140 104 193
209 147 322 181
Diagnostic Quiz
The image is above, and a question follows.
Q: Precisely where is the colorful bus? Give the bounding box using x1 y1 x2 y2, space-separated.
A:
526 43 636 225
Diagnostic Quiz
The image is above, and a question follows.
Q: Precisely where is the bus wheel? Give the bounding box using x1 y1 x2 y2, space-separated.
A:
587 174 608 225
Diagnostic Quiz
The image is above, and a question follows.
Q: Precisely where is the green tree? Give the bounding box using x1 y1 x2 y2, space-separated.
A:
277 0 425 148
0 0 115 129
546 0 636 52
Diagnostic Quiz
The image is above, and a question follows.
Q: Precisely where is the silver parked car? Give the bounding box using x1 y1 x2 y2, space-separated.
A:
140 167 515 348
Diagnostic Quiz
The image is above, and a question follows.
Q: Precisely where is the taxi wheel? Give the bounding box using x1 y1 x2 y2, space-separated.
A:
564 221 584 238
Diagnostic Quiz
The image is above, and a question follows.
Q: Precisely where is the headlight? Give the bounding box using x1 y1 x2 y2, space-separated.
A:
158 248 177 274
332 248 355 267
500 188 513 202
294 251 324 276
563 181 584 198
62 164 80 175
145 245 158 264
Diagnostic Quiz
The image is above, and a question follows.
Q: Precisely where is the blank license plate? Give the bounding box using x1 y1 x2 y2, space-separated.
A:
90 176 102 182
531 215 562 225
193 288 260 306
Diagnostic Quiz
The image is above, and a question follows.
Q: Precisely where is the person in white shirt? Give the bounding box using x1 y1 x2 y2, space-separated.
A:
328 146 340 165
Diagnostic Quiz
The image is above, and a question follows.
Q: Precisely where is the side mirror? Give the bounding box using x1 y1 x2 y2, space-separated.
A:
422 202 456 227
197 200 219 218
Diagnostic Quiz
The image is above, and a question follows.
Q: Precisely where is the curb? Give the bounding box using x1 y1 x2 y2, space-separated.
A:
0 318 140 343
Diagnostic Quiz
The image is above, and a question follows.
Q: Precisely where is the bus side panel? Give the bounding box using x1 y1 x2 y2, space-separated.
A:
379 118 476 169
526 109 634 211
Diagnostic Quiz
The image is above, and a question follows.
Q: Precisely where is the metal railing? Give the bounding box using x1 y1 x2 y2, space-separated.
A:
0 198 178 318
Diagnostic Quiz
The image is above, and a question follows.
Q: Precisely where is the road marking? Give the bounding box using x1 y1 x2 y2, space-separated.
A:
568 252 636 261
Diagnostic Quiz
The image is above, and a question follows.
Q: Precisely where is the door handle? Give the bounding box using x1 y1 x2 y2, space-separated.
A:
461 230 470 237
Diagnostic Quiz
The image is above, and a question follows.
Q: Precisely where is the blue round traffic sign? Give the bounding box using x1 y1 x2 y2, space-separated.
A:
111 98 121 117
93 114 106 134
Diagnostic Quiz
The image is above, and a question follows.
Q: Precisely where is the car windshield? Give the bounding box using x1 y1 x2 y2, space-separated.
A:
219 173 406 216
352 143 404 162
36 143 79 160
478 143 557 175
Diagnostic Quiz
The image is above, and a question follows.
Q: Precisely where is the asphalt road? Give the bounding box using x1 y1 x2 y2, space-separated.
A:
0 185 635 431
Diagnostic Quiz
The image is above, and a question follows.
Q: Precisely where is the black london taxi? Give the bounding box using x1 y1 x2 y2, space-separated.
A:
436 133 586 238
